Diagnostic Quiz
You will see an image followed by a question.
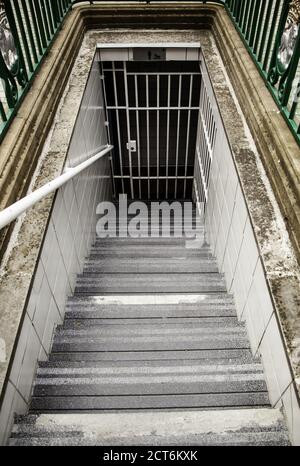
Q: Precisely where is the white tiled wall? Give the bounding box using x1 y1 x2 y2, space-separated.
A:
0 57 113 445
67 60 108 168
201 57 300 445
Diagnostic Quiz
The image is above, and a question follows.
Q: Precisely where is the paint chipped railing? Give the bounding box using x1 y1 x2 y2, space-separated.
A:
1 1 299 146
0 0 73 142
225 0 300 145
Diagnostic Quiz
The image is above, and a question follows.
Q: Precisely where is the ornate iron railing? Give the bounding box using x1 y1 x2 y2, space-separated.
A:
1 1 300 145
0 0 73 142
225 0 300 144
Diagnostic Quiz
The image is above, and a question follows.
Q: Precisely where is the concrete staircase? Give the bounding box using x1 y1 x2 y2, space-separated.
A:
9 204 290 445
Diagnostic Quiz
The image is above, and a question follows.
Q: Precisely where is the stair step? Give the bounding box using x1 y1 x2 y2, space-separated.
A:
65 295 236 319
61 317 241 327
36 364 264 378
91 244 212 251
38 358 259 370
32 378 267 398
29 392 270 413
10 409 289 446
51 335 250 352
54 324 247 337
83 258 218 273
88 250 214 259
49 348 254 362
75 273 227 294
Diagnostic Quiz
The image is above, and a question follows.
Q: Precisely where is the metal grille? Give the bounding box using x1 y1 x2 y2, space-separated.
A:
102 61 201 200
193 59 217 207
225 0 300 144
0 0 73 142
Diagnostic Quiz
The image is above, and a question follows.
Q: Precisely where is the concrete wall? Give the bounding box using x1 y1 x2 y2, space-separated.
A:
0 58 112 445
200 55 300 446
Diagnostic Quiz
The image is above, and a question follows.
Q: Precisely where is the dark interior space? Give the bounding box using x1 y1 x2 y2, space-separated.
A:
102 61 201 200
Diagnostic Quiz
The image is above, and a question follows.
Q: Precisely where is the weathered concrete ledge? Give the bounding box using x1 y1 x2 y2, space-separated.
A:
209 9 300 396
0 2 299 421
213 13 300 264
0 8 86 261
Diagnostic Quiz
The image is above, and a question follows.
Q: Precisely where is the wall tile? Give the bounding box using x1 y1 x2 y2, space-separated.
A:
0 382 19 445
259 314 292 398
9 314 32 387
281 383 300 446
258 341 281 406
42 298 62 354
17 324 41 402
33 275 52 340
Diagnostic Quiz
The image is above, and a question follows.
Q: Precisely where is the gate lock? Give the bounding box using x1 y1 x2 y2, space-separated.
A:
126 141 137 152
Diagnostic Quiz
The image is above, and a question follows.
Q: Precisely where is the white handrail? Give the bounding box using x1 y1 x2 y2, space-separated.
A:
0 145 114 231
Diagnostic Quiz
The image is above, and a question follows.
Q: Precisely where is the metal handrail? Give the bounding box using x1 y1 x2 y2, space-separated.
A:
0 145 113 231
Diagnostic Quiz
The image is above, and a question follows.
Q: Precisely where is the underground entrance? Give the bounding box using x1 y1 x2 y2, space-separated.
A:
1 34 298 446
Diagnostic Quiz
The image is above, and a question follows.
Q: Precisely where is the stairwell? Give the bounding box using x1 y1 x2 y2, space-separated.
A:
9 203 290 446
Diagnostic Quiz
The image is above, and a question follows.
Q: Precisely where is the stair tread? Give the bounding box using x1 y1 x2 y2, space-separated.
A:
9 409 289 446
48 349 254 362
29 392 270 413
9 202 285 446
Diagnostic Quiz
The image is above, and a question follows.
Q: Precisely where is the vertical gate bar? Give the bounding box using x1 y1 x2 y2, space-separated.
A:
0 101 7 122
253 0 266 55
134 75 142 199
28 0 43 56
175 75 182 199
245 0 256 42
289 79 299 121
199 124 206 196
237 0 247 26
262 0 281 72
184 75 193 199
13 0 34 73
204 142 210 192
241 0 252 35
157 75 160 200
20 0 38 64
146 75 150 199
166 75 171 199
232 0 238 19
248 0 258 46
199 78 207 199
33 0 47 49
112 62 125 194
100 62 116 199
40 0 51 42
203 88 211 193
44 0 55 36
124 62 134 199
209 106 214 144
196 78 203 197
257 0 273 63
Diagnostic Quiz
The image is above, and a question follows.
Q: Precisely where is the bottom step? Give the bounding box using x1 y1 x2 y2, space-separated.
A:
10 408 289 446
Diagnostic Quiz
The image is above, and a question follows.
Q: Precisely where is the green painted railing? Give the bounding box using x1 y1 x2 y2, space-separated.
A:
225 0 300 144
1 1 300 145
0 0 73 142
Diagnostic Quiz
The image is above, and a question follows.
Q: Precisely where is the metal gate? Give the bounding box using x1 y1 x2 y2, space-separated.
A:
101 60 201 200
